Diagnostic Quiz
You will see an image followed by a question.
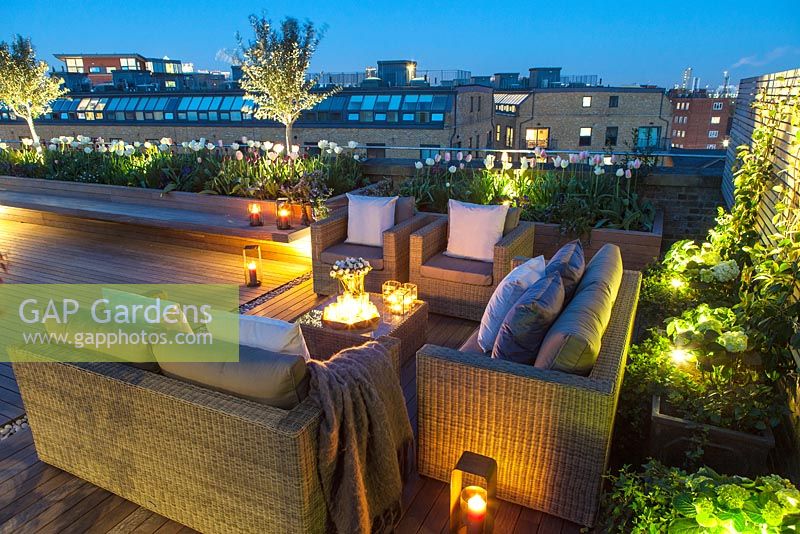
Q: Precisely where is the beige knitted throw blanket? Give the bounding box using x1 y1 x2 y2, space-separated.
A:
307 341 414 534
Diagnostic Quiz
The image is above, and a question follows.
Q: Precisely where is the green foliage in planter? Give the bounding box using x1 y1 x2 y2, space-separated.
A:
0 137 365 202
598 460 800 533
398 151 655 235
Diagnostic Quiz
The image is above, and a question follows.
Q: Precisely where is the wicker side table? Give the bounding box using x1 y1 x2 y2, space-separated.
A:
295 293 428 365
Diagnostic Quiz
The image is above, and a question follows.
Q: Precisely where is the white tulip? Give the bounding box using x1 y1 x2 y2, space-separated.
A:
247 140 255 147
448 165 457 173
0 142 6 151
291 145 300 153
414 161 424 170
160 137 171 145
425 158 435 166
347 141 358 149
143 141 152 149
616 168 625 177
560 160 569 169
70 141 79 148
98 145 108 153
83 146 92 154
230 142 240 150
334 146 343 154
263 141 274 151
158 143 169 152
48 144 57 151
133 141 141 148
317 140 328 149
353 154 360 161
273 144 285 154
206 142 215 150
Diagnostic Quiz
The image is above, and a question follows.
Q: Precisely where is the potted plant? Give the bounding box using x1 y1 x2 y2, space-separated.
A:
646 303 782 476
598 460 800 533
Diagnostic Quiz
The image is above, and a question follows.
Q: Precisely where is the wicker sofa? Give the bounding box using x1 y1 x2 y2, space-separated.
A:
11 328 400 534
416 269 641 527
409 215 535 321
311 204 436 295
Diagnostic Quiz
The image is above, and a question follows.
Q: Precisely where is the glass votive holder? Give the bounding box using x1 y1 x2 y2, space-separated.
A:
401 282 417 305
382 280 401 303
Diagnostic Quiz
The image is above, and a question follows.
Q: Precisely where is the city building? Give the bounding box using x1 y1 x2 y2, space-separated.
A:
0 85 494 159
1 56 670 156
493 86 671 152
668 88 735 149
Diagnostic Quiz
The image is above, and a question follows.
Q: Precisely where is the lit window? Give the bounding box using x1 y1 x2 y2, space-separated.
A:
712 102 723 110
582 96 592 107
706 144 717 149
711 116 721 124
579 127 592 146
65 57 84 73
165 80 176 88
120 58 139 70
505 126 514 147
708 130 719 138
495 124 501 142
525 127 549 148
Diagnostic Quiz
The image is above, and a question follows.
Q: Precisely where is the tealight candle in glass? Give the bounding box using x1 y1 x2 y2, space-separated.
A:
382 280 401 305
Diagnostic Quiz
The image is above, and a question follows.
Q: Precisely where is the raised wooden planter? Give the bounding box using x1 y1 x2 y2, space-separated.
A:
649 395 775 477
0 175 316 263
533 211 663 271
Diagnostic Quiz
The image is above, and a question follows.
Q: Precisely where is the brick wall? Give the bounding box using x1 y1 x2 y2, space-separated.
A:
639 173 725 245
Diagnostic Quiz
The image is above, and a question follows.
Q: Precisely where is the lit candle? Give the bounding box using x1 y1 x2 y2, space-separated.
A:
248 203 263 226
460 486 487 534
247 261 259 287
276 198 292 230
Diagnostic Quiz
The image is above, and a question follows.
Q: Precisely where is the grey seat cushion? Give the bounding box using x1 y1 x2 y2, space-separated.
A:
44 310 160 372
535 244 623 375
321 242 384 270
545 240 585 301
419 253 493 286
492 273 565 364
396 196 416 223
156 342 310 410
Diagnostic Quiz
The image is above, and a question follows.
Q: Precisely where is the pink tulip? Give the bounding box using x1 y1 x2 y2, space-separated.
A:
434 154 442 163
539 149 547 160
633 158 642 169
459 163 465 169
235 151 243 161
569 153 578 164
456 151 463 161
444 152 451 162
625 169 632 179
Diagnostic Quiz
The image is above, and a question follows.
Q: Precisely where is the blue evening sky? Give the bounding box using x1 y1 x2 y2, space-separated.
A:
5 0 800 88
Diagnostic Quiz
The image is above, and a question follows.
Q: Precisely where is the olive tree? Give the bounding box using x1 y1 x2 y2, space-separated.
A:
0 35 67 146
239 15 338 150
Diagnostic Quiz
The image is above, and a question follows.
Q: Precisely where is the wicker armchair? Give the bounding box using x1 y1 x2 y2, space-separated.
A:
11 330 401 534
311 206 436 295
409 216 535 321
416 270 641 527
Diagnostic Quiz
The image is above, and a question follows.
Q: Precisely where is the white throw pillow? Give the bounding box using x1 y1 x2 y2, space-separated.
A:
207 313 311 361
345 194 398 247
477 256 546 352
445 199 509 262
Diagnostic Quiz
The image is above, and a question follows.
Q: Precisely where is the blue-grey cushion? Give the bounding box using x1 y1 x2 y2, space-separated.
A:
545 240 585 301
156 342 309 410
491 273 565 364
535 244 623 375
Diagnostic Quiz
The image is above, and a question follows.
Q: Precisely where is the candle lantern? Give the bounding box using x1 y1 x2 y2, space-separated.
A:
401 282 418 305
276 197 292 230
242 244 263 287
382 280 401 305
450 451 497 534
248 203 263 226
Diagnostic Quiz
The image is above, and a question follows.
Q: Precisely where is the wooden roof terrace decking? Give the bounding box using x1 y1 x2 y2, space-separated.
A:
0 216 579 533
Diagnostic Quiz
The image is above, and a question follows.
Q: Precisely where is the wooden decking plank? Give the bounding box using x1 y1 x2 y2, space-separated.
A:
106 508 157 533
0 447 41 489
514 507 544 533
539 512 567 533
34 485 111 533
0 458 59 503
0 472 89 528
494 501 524 533
81 498 140 534
130 512 170 533
395 477 446 534
0 429 33 462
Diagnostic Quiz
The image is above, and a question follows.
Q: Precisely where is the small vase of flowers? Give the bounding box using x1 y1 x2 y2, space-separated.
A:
330 257 372 297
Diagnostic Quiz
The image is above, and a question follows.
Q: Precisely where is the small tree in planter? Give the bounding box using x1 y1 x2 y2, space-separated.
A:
0 35 68 146
239 14 339 150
